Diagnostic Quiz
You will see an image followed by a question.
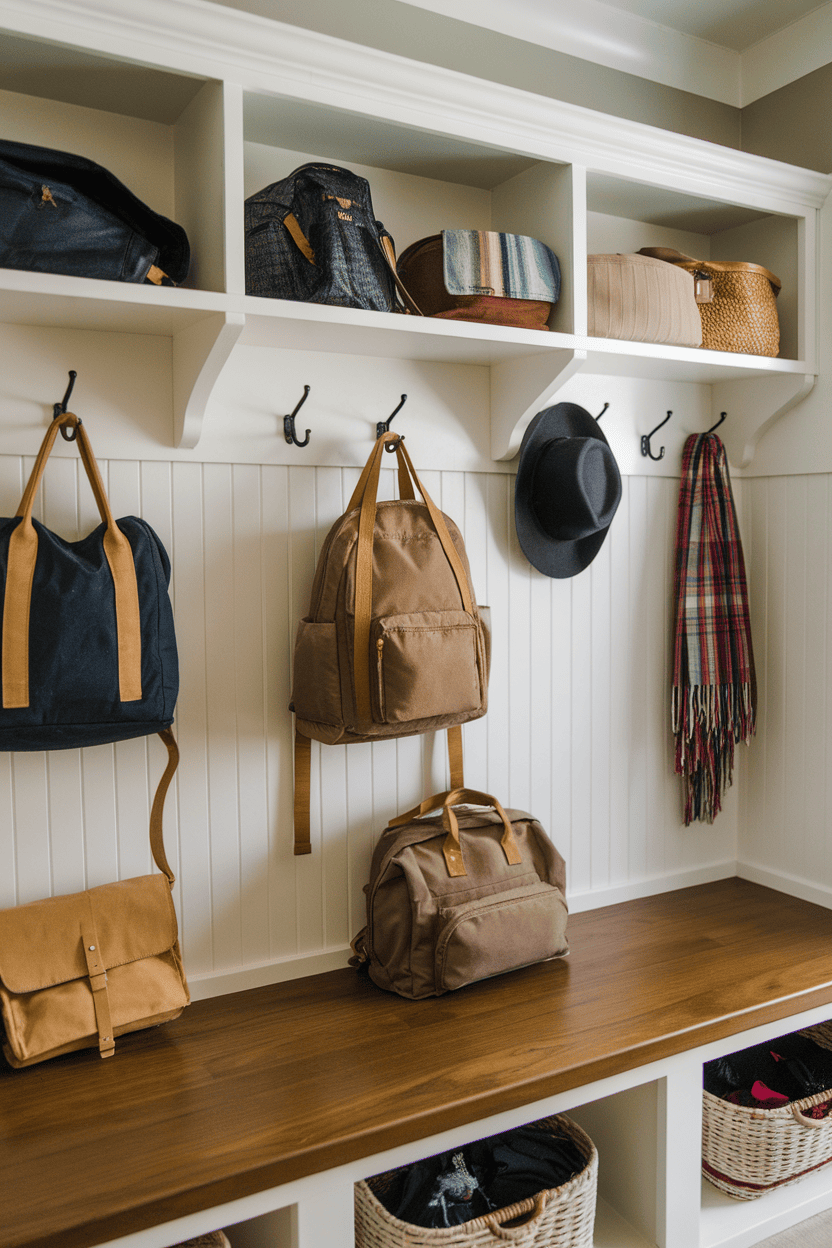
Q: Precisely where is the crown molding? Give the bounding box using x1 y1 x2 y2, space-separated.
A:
393 0 743 107
0 0 830 212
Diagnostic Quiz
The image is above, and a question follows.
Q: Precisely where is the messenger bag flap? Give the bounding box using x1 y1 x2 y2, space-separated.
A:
0 873 177 994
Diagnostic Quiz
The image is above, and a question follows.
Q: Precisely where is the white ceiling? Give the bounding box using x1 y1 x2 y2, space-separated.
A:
396 0 832 105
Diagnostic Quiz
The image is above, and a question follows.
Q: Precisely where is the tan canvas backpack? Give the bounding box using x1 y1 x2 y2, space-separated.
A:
290 432 490 853
351 788 569 999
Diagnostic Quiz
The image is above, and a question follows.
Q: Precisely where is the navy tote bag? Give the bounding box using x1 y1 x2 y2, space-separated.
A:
0 412 178 749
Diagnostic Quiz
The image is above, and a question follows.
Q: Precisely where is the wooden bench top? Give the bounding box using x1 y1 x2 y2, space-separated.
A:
4 877 832 1248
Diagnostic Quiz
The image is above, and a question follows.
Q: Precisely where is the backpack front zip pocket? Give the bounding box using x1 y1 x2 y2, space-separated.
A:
370 610 484 724
435 882 569 993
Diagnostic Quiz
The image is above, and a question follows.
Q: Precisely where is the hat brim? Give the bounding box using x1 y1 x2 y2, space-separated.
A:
514 403 619 578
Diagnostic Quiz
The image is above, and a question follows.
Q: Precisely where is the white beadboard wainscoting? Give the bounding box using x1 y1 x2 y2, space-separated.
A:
0 454 741 995
740 473 832 907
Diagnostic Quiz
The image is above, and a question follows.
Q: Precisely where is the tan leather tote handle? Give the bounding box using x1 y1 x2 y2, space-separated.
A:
638 245 702 266
2 412 142 708
638 246 781 292
150 728 180 885
350 431 475 723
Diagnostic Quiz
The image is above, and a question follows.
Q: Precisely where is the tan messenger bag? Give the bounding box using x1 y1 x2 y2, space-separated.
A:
351 788 569 999
0 729 189 1068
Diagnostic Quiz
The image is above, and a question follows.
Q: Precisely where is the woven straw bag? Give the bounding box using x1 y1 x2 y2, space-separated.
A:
355 1115 597 1248
638 247 781 357
702 1022 832 1200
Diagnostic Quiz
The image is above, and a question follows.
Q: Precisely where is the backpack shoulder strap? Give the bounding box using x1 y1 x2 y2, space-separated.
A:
293 725 462 855
293 729 313 855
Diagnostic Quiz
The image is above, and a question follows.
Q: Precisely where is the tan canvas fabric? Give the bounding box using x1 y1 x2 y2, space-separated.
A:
587 252 702 347
0 730 189 1067
291 433 489 852
352 789 568 999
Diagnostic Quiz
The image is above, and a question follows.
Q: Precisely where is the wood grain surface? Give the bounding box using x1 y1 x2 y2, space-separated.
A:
3 878 832 1248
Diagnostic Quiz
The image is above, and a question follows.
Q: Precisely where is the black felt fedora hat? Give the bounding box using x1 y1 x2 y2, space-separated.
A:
515 403 622 578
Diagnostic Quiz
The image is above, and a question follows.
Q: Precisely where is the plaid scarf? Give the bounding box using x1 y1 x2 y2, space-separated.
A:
672 434 756 825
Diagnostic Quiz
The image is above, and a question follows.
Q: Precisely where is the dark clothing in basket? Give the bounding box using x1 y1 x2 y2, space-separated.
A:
704 1034 832 1105
377 1125 585 1228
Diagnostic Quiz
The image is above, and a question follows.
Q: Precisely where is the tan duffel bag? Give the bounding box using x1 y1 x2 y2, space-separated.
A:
587 251 702 347
638 246 781 356
351 788 568 999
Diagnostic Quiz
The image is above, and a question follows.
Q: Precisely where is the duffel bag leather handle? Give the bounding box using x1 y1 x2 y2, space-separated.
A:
2 412 142 708
441 789 522 878
389 787 522 877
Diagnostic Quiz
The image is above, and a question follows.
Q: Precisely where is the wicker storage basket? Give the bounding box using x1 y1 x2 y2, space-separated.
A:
702 1022 832 1200
638 247 781 357
355 1114 597 1248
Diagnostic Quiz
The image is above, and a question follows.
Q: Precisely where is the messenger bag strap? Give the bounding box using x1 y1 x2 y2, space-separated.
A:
149 728 180 885
2 412 142 708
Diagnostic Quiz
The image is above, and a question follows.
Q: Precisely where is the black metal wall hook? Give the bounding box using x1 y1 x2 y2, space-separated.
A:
284 385 311 447
641 411 672 461
377 395 407 450
52 370 79 440
708 411 727 434
595 402 610 421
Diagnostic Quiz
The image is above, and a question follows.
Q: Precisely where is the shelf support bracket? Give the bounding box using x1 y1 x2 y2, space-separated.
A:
490 348 586 461
712 372 816 469
172 311 246 449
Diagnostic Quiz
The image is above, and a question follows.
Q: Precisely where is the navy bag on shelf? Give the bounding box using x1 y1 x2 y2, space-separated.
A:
0 137 189 287
0 411 178 750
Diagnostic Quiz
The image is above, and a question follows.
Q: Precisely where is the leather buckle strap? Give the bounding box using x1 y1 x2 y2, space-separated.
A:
81 906 115 1059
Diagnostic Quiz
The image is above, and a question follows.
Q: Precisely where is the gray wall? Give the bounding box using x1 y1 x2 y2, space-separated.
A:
742 63 832 172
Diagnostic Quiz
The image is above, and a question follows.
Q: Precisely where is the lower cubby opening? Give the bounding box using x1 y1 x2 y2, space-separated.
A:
699 1018 832 1248
222 1207 294 1247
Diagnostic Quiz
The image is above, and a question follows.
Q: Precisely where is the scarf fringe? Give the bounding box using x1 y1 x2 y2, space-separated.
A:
671 681 756 825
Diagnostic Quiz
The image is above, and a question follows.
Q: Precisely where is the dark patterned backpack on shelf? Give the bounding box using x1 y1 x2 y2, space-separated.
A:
245 162 419 313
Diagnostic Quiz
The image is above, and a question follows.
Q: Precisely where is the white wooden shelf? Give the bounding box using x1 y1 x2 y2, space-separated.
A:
1 0 829 465
0 263 814 461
